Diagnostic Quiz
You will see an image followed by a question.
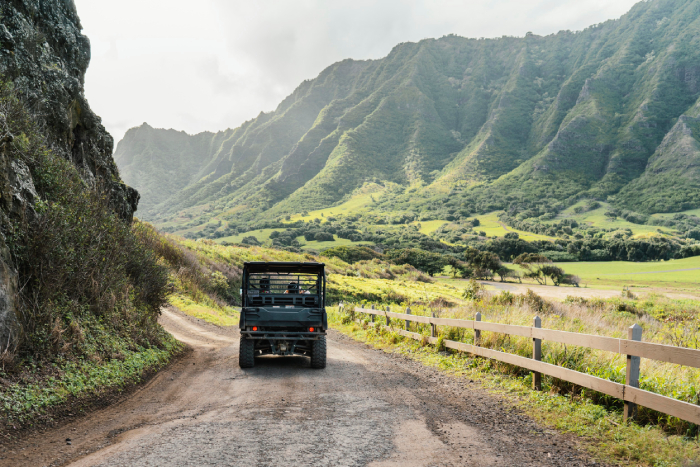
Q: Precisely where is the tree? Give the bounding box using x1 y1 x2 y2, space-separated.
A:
464 247 502 279
514 253 552 285
386 248 448 276
539 264 566 286
514 253 576 286
495 266 518 282
485 234 536 261
241 236 261 246
314 232 334 242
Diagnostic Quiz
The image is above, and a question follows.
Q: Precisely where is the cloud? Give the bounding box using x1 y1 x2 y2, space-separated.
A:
75 0 639 146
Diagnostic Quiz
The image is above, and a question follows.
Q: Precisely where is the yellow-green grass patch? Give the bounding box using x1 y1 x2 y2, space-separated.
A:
284 183 386 223
329 275 466 304
475 212 556 241
651 207 700 221
168 294 239 327
215 228 281 245
413 220 449 234
298 235 373 251
555 256 700 290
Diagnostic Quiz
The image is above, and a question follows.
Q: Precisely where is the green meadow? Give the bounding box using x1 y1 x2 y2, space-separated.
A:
555 256 700 291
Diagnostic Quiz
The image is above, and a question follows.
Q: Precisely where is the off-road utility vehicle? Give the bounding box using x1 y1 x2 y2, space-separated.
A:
238 261 327 368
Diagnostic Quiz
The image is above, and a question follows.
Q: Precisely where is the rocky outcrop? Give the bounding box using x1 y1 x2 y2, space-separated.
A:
0 0 138 218
0 0 139 350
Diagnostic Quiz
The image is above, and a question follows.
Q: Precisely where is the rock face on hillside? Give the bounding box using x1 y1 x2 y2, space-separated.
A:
0 0 138 350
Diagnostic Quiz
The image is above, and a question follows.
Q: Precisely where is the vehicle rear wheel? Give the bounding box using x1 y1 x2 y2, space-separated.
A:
239 337 255 368
310 335 326 369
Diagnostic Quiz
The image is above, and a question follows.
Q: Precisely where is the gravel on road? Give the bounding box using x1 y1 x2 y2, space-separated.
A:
2 307 602 467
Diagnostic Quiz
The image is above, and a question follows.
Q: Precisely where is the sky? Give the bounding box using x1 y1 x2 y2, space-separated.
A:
74 0 640 147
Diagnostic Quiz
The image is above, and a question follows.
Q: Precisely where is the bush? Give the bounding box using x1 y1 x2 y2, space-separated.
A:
462 279 483 300
522 289 550 313
313 232 334 242
13 149 169 360
0 84 172 364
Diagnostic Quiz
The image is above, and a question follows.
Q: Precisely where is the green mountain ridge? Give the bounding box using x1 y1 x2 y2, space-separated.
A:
115 0 700 235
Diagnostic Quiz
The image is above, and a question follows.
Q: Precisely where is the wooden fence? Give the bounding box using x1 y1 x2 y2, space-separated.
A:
344 304 700 425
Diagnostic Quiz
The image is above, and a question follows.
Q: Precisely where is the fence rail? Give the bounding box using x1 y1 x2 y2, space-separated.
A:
347 305 700 425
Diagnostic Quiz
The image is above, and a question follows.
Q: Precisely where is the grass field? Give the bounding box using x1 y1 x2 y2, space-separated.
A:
300 237 373 251
284 183 387 223
555 256 700 291
215 228 280 245
474 212 556 241
651 208 700 222
330 275 466 304
414 219 449 234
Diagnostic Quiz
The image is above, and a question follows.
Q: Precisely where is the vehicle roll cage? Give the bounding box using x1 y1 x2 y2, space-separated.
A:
242 262 326 309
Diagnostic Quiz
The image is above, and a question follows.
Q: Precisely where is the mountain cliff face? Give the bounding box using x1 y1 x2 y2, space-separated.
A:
117 0 700 232
115 124 232 213
0 0 138 349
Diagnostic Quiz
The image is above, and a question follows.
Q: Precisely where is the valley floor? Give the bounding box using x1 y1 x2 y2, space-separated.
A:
2 307 599 467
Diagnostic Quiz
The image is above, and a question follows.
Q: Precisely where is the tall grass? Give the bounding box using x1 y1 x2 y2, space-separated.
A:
341 287 700 436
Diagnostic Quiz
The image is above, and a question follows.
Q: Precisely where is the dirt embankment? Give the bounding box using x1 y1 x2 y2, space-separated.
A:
1 308 602 466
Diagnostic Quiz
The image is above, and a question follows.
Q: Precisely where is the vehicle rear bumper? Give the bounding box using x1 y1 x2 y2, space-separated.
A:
239 307 328 330
240 330 325 341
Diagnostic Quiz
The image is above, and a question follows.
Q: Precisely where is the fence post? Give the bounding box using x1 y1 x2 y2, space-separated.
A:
431 312 436 338
370 303 375 323
624 323 643 422
405 307 411 332
532 316 542 391
475 312 481 346
385 306 391 326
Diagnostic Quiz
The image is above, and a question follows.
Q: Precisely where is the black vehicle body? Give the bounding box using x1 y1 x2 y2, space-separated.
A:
238 261 327 367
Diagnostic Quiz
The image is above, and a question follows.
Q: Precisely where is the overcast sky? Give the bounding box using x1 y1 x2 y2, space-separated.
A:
74 0 640 146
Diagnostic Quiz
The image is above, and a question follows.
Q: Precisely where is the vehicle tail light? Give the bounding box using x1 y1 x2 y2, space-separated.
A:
252 326 258 331
309 327 315 332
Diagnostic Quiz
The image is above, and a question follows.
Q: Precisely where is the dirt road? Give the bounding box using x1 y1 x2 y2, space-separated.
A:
3 308 599 466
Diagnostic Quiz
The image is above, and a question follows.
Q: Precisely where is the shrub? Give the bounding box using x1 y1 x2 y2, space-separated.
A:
522 289 550 313
492 290 516 305
12 147 169 360
0 84 175 364
314 232 334 242
462 279 483 300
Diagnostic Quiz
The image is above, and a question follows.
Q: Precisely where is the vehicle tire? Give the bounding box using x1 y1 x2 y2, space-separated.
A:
310 335 326 369
239 337 255 368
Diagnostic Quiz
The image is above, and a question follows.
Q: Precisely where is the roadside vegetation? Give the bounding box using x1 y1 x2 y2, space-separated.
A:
47 220 694 466
329 284 700 467
330 307 700 467
148 231 700 466
0 85 179 432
